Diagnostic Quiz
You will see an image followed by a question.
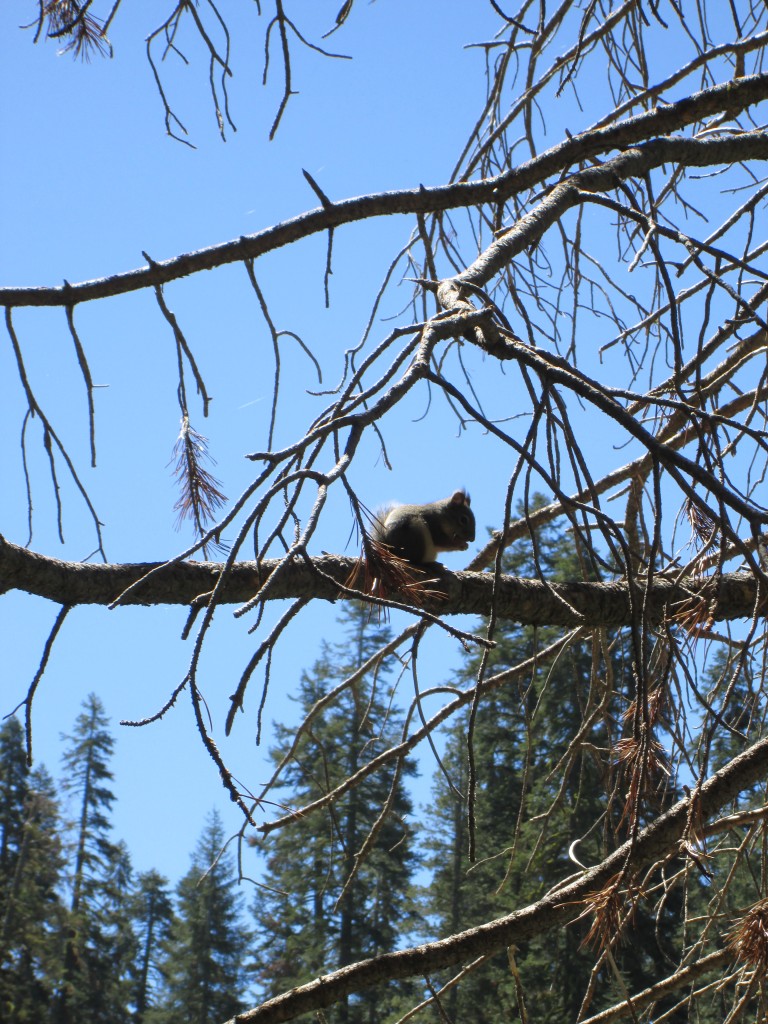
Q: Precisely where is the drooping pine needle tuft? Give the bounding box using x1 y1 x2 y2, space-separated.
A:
347 539 445 609
728 897 768 974
614 687 672 824
574 875 637 952
685 497 718 548
39 1 111 60
669 593 715 637
170 416 227 557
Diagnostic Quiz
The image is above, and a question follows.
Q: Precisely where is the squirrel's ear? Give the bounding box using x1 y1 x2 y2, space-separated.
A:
451 489 471 506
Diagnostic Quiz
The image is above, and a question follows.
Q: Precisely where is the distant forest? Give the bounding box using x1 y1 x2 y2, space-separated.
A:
2 520 759 1023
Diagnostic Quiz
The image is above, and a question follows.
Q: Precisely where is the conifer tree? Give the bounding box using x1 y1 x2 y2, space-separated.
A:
129 870 175 1024
0 716 28 880
422 505 680 1022
250 603 419 1023
0 719 65 1022
54 693 133 1024
152 809 249 1024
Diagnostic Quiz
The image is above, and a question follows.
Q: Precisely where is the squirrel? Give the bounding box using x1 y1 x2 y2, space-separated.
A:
371 489 475 565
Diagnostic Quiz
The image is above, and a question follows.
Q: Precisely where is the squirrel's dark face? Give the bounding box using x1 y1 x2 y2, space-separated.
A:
452 507 475 544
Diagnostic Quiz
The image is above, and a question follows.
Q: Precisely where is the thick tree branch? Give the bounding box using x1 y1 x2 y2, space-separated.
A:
0 534 762 626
